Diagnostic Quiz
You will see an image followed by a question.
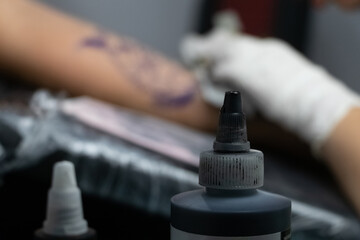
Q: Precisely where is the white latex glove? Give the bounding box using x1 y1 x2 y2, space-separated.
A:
181 29 360 153
182 29 257 116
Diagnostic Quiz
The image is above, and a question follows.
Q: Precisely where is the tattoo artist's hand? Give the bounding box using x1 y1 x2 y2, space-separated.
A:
181 29 360 154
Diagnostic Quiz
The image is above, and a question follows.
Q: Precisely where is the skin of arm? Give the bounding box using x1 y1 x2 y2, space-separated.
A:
322 108 360 214
0 0 218 132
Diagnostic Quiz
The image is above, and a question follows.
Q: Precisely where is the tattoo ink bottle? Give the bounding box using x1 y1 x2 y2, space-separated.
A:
171 91 291 240
34 161 97 240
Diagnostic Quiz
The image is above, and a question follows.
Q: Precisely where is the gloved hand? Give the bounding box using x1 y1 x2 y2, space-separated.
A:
181 28 360 154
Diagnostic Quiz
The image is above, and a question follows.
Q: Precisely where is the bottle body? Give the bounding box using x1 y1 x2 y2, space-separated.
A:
171 227 290 240
171 189 291 240
171 91 291 240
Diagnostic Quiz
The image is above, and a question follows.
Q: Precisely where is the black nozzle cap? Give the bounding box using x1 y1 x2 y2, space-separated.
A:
213 91 250 152
221 91 243 114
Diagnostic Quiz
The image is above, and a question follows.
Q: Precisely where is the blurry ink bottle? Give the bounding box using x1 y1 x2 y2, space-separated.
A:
34 161 97 240
171 91 291 240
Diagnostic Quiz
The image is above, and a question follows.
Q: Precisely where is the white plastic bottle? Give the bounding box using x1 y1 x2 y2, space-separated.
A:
34 161 97 240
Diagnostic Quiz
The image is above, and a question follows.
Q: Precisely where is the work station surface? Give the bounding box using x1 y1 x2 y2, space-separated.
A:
0 78 359 240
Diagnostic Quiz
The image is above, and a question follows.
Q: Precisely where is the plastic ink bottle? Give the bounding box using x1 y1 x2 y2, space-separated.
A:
34 161 97 240
171 91 291 240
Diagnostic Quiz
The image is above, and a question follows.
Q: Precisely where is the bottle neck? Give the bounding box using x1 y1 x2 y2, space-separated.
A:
205 188 257 196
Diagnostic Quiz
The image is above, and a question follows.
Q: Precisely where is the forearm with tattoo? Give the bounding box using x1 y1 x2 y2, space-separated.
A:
80 29 197 107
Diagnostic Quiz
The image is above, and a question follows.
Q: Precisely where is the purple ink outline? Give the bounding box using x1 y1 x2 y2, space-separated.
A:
80 28 196 107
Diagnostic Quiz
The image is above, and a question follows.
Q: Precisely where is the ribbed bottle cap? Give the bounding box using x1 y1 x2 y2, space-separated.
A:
199 150 264 189
199 91 264 189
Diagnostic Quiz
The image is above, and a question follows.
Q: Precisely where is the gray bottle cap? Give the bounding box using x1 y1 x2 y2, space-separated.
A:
199 150 264 189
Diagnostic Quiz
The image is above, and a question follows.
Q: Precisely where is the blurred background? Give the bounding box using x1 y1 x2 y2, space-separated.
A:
1 0 360 240
43 0 360 91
